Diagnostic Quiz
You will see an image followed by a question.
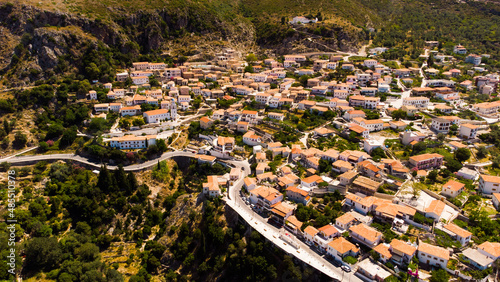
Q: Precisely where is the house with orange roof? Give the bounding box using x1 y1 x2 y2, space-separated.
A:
344 194 389 215
418 242 449 268
408 153 443 170
303 226 320 244
478 241 500 260
300 175 324 188
343 110 366 121
243 177 257 192
214 136 235 154
120 105 141 117
326 237 359 261
492 193 500 210
305 156 320 170
243 130 262 146
389 239 417 265
318 224 340 240
270 202 294 226
195 154 217 165
373 244 392 263
441 223 472 246
256 163 270 175
349 223 382 247
200 116 214 129
479 174 500 194
335 213 357 231
236 121 249 132
277 174 300 189
285 215 303 236
425 200 446 221
143 109 170 123
459 123 479 139
374 202 416 222
319 149 339 162
313 127 335 137
357 160 382 178
255 152 267 163
203 175 221 198
249 186 283 211
346 123 370 139
332 160 354 173
441 179 465 198
286 186 311 205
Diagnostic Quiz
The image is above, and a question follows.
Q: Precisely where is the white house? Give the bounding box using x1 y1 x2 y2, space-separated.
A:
478 241 500 260
479 174 500 194
120 105 141 117
431 116 460 132
402 97 429 108
441 179 465 198
132 76 149 85
143 109 170 123
326 237 359 261
289 16 318 24
89 90 98 100
243 131 262 146
418 242 449 268
459 123 479 139
425 200 446 222
109 135 157 149
349 223 382 247
442 223 472 246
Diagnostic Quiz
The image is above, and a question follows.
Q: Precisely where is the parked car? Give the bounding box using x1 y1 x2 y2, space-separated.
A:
341 265 351 272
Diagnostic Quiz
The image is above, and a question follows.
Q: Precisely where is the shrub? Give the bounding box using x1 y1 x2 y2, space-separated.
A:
342 256 357 264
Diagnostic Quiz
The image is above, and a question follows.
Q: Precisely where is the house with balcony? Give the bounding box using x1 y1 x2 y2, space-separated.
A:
402 97 429 108
349 223 382 247
408 153 444 170
458 123 479 139
326 237 359 261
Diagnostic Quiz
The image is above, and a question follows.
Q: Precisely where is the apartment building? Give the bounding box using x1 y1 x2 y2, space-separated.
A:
431 116 460 132
408 153 444 170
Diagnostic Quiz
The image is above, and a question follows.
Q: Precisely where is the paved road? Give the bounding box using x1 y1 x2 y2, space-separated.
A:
0 151 198 171
225 160 359 281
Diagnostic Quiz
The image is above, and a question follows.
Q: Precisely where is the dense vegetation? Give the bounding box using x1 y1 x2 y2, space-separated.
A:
0 159 327 281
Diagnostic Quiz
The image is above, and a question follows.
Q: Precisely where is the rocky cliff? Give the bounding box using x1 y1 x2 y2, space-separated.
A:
0 2 365 86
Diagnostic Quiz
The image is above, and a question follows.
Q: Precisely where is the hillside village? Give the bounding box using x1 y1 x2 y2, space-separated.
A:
6 40 500 281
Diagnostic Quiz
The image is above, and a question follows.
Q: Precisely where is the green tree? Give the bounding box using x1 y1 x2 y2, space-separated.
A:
391 109 407 121
429 269 449 282
13 132 27 148
445 158 462 172
245 53 257 63
60 127 77 148
24 237 62 272
454 148 471 162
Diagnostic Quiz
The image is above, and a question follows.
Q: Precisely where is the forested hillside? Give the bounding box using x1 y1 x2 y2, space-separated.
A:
0 160 328 281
